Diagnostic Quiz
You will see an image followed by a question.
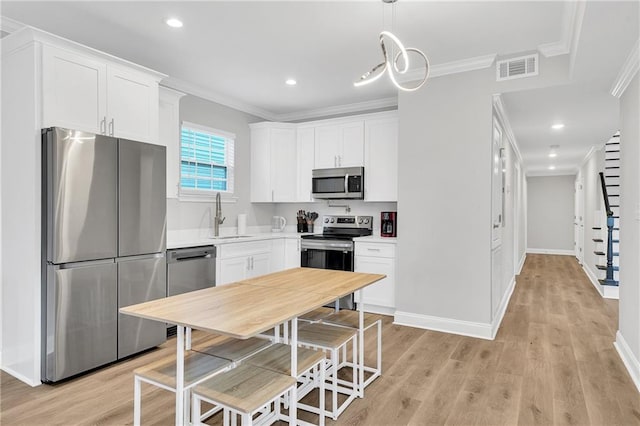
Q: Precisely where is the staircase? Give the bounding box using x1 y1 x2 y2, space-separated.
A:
593 133 620 286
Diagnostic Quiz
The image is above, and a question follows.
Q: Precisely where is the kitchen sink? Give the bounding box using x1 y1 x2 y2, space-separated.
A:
209 235 253 240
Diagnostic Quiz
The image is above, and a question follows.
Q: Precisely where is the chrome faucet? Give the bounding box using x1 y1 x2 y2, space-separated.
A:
214 192 225 237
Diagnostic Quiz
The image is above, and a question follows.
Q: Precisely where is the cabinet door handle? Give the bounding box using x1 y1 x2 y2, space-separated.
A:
271 190 274 202
108 118 114 136
334 155 337 167
100 117 106 134
251 256 254 270
246 257 250 271
338 155 342 167
367 248 381 251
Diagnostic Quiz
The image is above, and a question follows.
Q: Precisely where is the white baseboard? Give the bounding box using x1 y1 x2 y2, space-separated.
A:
394 311 493 340
517 253 526 275
357 303 395 316
526 248 574 256
583 264 619 300
491 276 516 339
614 330 640 393
1 365 41 387
394 275 517 341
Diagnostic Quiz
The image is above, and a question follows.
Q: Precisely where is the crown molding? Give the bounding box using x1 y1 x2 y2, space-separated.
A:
0 16 26 34
492 94 523 165
161 76 278 121
537 0 585 59
610 38 639 98
274 97 397 122
398 53 496 83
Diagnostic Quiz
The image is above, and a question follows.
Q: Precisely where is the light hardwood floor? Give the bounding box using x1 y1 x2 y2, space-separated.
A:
2 254 639 425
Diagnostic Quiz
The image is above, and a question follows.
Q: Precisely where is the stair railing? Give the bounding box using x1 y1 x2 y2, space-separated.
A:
599 172 617 285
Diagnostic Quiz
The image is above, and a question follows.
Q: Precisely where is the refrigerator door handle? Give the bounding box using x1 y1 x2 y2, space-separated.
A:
53 258 115 270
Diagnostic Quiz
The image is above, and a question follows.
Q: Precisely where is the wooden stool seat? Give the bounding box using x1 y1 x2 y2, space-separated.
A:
243 343 325 376
298 322 357 348
300 307 334 322
135 352 230 389
195 337 271 362
322 310 382 330
193 364 295 414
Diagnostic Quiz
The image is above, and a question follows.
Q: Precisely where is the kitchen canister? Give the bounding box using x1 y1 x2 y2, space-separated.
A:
237 213 247 235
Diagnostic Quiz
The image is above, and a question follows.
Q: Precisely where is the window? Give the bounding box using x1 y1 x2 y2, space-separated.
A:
180 122 235 195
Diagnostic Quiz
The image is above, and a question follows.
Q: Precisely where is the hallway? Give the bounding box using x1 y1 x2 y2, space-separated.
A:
1 255 639 425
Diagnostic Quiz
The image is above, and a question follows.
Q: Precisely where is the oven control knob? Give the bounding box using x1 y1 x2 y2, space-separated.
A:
324 218 329 223
330 218 335 223
358 218 363 224
364 218 370 224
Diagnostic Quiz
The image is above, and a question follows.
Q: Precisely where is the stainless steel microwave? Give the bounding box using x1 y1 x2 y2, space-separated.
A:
312 166 364 200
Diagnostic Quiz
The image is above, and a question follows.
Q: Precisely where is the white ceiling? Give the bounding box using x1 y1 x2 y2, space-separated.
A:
1 1 638 175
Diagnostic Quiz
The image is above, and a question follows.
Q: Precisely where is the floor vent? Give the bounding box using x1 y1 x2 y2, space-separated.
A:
496 54 538 81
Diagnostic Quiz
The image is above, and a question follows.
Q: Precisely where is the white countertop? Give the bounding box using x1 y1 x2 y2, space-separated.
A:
167 228 313 249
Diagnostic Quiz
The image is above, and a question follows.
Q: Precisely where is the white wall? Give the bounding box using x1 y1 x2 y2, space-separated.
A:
168 95 275 231
526 175 576 253
395 54 569 338
616 73 640 391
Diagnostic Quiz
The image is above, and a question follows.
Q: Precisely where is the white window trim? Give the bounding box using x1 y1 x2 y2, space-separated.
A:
178 121 236 202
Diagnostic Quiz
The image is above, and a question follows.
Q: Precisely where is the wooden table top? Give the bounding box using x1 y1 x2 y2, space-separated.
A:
120 269 385 339
238 268 385 298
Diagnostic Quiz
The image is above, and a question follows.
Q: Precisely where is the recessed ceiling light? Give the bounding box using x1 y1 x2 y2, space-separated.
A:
285 79 297 86
551 123 565 130
166 18 183 28
548 165 556 170
548 153 557 158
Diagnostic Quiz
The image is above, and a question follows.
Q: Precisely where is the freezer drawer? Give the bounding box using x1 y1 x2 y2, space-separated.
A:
44 128 117 263
44 261 118 382
118 140 166 257
117 254 167 359
167 246 216 297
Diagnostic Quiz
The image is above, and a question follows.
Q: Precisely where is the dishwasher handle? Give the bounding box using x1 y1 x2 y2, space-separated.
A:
167 246 216 263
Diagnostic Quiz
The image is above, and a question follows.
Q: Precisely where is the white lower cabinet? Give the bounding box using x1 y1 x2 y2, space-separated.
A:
284 238 301 269
354 241 396 314
216 240 272 285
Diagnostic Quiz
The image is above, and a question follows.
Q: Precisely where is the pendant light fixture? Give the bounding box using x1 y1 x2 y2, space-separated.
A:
354 0 430 92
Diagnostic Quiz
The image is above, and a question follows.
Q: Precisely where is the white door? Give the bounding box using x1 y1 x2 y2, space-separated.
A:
491 119 504 247
575 178 585 264
339 121 365 167
314 125 341 168
106 66 158 143
42 45 107 134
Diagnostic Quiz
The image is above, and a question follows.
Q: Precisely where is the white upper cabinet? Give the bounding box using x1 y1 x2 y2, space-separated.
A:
250 124 297 202
296 126 315 202
42 46 106 134
106 66 159 143
314 121 364 169
364 116 398 202
41 44 163 143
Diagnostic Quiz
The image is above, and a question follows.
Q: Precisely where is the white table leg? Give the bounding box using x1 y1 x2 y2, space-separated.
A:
186 327 192 350
176 325 185 425
358 289 364 398
290 317 298 425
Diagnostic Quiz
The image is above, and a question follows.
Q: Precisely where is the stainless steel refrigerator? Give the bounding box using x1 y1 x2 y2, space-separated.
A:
42 127 167 383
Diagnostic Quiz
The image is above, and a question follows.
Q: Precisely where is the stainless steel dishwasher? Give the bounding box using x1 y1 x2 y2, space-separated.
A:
166 246 216 334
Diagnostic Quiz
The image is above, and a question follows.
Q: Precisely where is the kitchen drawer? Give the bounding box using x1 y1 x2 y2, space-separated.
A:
355 242 396 258
217 240 272 258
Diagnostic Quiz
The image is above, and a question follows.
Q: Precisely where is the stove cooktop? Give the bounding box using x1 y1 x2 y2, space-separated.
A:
302 215 373 240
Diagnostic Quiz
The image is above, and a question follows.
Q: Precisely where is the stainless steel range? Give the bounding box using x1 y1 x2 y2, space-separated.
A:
300 215 373 309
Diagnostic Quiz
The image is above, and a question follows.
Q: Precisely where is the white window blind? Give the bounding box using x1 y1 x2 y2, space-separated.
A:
180 122 235 195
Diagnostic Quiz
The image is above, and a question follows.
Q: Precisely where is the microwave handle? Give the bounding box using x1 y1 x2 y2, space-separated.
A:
344 173 349 194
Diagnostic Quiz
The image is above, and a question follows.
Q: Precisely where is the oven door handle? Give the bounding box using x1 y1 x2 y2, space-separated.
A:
301 241 353 252
344 173 349 195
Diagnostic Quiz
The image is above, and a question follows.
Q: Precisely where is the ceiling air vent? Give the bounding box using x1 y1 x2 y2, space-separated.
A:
496 54 538 81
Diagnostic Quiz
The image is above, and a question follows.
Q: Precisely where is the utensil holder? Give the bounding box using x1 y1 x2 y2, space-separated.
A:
297 223 307 233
